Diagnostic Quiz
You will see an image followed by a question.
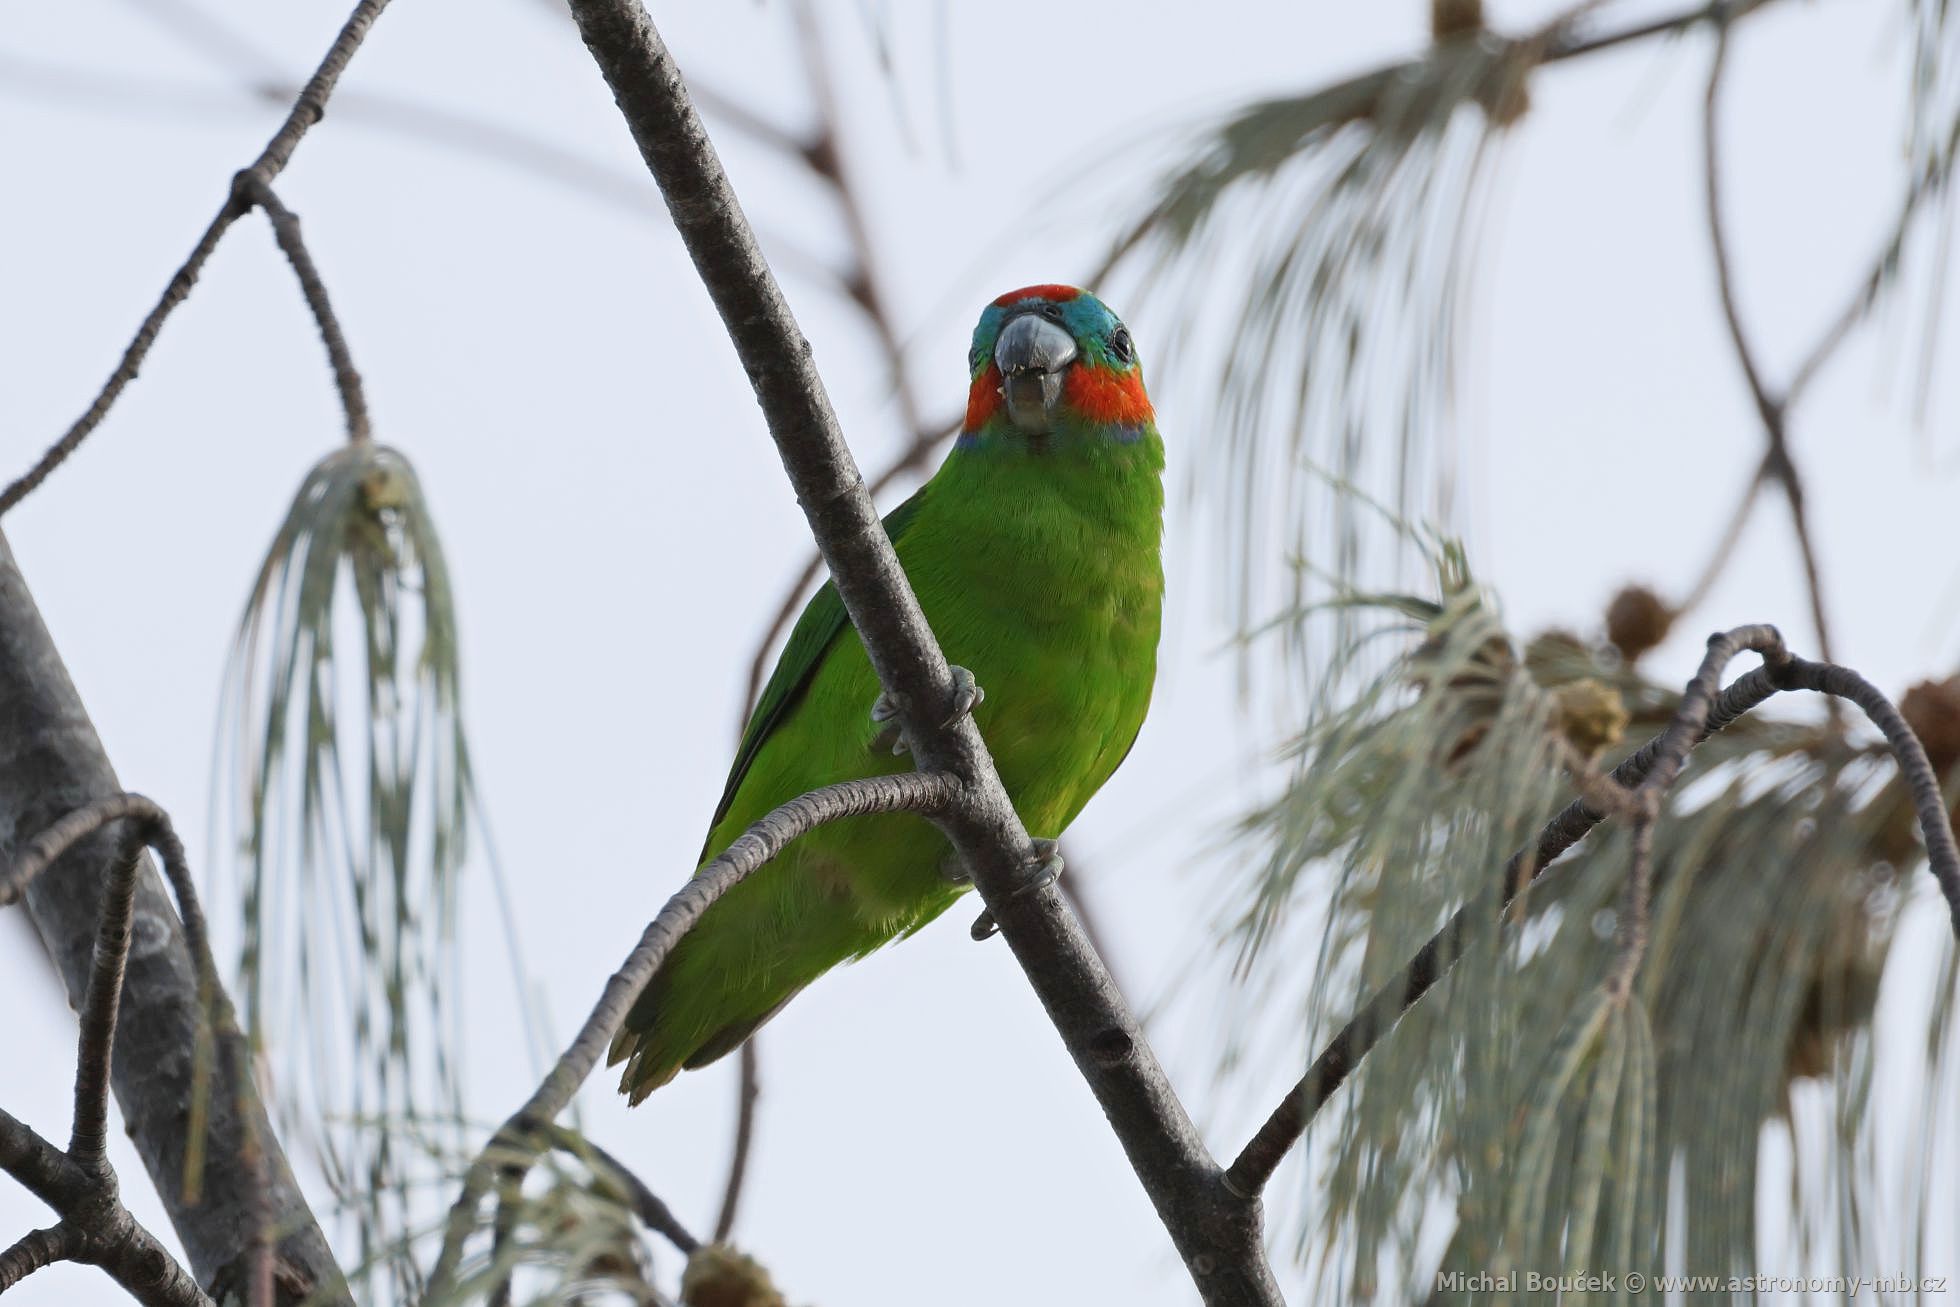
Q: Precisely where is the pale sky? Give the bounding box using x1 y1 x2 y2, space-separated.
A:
2 1 1955 1303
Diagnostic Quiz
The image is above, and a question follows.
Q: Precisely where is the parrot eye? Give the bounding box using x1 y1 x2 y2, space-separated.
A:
1107 325 1134 366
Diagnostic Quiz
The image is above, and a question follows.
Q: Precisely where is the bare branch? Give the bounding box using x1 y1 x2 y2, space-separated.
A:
0 1109 84 1213
69 824 146 1172
0 1224 73 1293
1673 455 1768 621
712 1041 760 1244
1776 658 1960 933
241 177 372 443
544 1126 701 1256
0 0 393 516
427 771 963 1297
1701 24 1836 664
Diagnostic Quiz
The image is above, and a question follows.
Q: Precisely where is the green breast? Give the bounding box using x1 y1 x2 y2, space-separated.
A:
895 433 1165 838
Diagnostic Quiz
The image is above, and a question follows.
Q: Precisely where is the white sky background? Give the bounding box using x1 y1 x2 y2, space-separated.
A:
2 1 1956 1303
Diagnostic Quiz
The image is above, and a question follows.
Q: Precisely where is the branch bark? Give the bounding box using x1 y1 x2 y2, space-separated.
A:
0 532 349 1305
552 4 1280 1302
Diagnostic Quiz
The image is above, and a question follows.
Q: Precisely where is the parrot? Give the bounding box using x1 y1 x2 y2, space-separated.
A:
610 285 1165 1102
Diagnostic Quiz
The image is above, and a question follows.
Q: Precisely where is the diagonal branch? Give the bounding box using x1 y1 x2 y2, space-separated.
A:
1225 627 1960 1196
0 1224 74 1293
543 1125 701 1256
426 771 964 1297
545 4 1282 1302
0 0 393 516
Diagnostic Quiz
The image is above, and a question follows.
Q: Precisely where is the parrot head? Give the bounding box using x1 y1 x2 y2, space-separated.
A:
961 285 1154 447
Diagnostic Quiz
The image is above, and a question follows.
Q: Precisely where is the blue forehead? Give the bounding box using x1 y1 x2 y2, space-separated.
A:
971 292 1122 352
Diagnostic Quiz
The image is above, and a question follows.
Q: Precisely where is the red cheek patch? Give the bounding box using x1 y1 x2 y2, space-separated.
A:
964 365 1003 429
1064 365 1154 426
991 284 1081 307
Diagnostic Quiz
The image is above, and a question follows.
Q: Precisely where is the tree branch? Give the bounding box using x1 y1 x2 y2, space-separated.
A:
0 0 392 516
546 5 1282 1302
0 1224 73 1293
426 771 963 1297
1701 23 1836 664
544 1127 701 1257
240 177 372 443
0 533 349 1304
712 1040 759 1244
1225 626 1960 1196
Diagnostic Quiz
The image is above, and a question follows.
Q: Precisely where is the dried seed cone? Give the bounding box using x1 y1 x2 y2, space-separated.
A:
1432 0 1484 40
682 1245 787 1307
1604 584 1674 663
1901 675 1960 779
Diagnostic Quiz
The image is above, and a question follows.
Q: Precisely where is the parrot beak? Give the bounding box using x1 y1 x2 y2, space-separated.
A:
994 312 1078 435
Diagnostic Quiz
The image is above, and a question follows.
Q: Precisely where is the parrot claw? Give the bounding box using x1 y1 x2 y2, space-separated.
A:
970 838 1063 941
869 667 983 756
870 686 908 755
941 665 985 728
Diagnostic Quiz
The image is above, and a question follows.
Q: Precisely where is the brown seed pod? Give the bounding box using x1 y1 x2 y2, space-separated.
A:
1900 675 1960 780
682 1245 788 1307
1432 0 1484 40
1604 584 1675 664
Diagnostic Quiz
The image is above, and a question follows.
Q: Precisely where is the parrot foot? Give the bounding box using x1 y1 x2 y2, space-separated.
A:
870 666 985 756
969 838 1063 941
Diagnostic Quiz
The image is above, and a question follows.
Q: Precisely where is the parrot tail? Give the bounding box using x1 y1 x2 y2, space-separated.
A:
607 942 807 1105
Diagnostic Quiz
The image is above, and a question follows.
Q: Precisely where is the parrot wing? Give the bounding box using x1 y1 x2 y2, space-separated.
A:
702 484 931 853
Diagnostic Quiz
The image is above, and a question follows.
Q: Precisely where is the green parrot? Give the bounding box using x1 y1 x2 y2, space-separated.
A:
611 285 1165 1101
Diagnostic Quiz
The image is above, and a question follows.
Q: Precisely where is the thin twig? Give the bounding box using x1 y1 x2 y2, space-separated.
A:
0 0 393 516
543 1126 702 1256
713 1040 760 1243
241 177 371 443
1674 456 1768 620
426 771 964 1299
1546 0 1779 62
69 824 148 1174
1701 24 1836 665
